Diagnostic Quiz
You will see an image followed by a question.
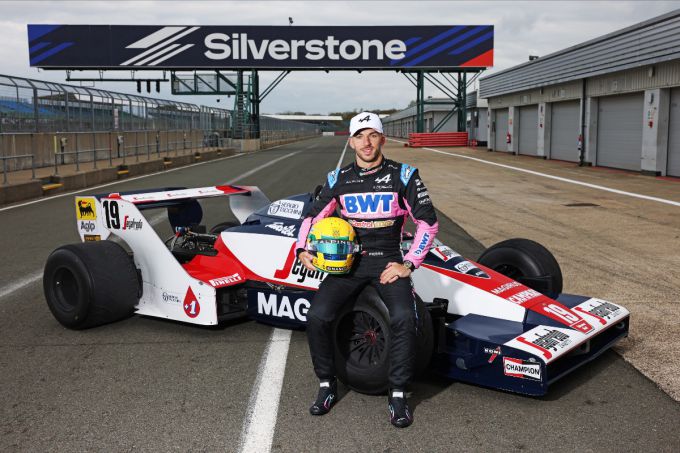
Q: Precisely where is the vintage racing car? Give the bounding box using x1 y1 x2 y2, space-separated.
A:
43 185 630 396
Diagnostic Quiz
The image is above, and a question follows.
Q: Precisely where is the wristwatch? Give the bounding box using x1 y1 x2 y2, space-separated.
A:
403 260 414 271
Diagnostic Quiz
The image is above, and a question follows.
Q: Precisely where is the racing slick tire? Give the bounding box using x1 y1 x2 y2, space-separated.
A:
477 238 563 299
333 286 434 394
43 241 140 330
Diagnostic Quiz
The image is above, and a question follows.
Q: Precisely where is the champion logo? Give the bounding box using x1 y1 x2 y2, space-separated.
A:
122 26 201 66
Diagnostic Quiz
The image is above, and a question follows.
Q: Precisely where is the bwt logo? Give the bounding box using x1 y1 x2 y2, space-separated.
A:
343 193 394 214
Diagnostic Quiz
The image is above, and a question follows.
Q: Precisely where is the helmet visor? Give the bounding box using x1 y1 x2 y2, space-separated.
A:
309 239 355 256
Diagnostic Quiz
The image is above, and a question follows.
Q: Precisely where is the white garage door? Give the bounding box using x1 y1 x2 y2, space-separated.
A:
518 105 538 155
494 109 508 152
596 93 643 171
550 100 580 162
668 87 680 177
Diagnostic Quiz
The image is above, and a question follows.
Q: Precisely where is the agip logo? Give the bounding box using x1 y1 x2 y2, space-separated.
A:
75 197 97 220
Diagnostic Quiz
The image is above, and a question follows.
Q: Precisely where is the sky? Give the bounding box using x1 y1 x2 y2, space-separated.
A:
1 1 678 115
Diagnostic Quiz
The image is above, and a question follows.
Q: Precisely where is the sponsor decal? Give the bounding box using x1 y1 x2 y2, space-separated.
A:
328 169 339 188
418 197 432 205
431 246 458 262
542 303 593 333
586 300 621 320
484 346 502 363
507 288 542 305
291 259 326 284
415 178 422 187
348 219 396 229
122 216 143 231
417 191 429 199
413 232 431 256
257 292 310 322
208 273 243 288
75 198 97 220
183 287 200 318
515 329 572 360
274 244 326 284
400 163 416 185
490 281 521 295
359 166 382 176
373 185 393 190
346 179 364 184
375 174 391 184
503 357 542 380
162 291 181 304
83 234 101 242
265 222 296 237
454 260 475 273
80 221 96 233
342 192 394 214
268 199 304 219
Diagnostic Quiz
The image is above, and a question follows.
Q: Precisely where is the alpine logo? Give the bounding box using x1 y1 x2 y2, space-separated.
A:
342 192 394 214
358 115 371 123
375 174 391 184
122 26 201 66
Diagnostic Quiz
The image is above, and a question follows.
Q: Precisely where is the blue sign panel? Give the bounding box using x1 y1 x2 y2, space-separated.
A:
27 25 494 69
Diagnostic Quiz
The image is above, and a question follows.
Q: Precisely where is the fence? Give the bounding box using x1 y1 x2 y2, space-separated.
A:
0 74 321 179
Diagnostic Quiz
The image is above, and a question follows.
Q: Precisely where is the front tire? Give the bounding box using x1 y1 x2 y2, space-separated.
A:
477 238 563 298
333 286 433 394
43 241 140 329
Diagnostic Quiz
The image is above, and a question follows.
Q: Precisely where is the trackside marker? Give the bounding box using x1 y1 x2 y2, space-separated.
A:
238 328 292 453
389 139 680 208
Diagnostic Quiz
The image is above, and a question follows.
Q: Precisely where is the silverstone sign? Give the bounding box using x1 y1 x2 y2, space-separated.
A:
27 25 494 69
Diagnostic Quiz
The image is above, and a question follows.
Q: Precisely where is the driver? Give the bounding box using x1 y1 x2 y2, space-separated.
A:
295 112 439 428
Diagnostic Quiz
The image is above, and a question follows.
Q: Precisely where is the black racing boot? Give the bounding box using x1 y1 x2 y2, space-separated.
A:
309 379 337 416
388 389 413 428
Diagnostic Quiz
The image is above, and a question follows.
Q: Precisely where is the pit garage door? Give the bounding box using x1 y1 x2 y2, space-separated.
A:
494 109 508 152
518 105 538 155
668 87 680 177
596 93 643 171
550 100 580 162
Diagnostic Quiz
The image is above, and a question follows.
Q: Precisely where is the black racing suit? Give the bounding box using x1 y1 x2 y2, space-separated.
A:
295 157 438 388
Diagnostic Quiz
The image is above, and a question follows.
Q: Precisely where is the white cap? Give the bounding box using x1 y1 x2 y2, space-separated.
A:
349 112 383 136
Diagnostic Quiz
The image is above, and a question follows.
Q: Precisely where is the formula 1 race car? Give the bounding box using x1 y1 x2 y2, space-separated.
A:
43 185 630 396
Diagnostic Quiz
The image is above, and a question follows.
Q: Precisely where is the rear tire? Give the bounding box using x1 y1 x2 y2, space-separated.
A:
43 241 140 329
477 238 563 298
333 286 433 394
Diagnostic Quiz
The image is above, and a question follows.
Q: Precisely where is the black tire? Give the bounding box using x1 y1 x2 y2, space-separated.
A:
210 221 239 234
333 286 434 395
477 238 563 299
43 241 140 330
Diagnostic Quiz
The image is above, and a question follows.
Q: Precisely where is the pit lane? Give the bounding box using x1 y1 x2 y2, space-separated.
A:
1 136 678 452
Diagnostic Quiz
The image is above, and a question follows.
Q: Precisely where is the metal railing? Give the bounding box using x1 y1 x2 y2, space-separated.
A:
1 154 35 184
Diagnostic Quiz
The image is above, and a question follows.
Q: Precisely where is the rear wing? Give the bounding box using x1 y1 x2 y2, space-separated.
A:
74 185 268 242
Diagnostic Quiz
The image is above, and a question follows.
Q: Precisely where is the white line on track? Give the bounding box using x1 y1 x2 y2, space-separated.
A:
337 137 350 169
238 142 346 453
0 150 302 301
238 328 292 453
389 138 680 208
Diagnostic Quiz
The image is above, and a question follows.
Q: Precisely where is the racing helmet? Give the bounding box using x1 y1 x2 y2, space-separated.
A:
307 217 359 274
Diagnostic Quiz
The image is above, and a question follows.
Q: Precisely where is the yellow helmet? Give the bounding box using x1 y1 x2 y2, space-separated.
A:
307 217 359 274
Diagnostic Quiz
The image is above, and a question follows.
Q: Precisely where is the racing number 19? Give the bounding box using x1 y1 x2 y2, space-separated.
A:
102 200 120 229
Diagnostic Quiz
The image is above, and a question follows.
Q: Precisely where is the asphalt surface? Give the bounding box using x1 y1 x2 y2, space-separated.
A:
1 136 679 452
